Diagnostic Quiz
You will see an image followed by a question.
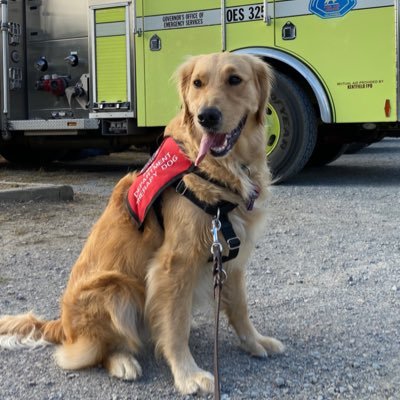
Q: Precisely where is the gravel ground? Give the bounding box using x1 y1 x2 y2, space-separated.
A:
0 140 399 400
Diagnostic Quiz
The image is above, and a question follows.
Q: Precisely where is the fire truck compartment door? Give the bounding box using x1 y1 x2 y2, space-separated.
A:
137 0 221 127
90 3 133 113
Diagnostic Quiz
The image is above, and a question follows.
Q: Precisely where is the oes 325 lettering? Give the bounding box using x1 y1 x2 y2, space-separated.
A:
226 5 264 23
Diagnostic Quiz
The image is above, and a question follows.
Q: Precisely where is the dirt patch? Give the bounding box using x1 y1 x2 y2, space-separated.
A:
0 182 24 190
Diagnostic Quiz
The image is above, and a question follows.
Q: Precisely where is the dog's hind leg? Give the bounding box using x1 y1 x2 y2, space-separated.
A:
222 266 285 357
55 336 103 370
55 339 143 380
145 254 214 395
102 281 144 381
58 271 144 379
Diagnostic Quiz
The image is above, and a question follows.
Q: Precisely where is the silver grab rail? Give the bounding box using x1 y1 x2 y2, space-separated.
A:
264 0 272 26
132 0 142 36
221 0 226 51
1 0 9 115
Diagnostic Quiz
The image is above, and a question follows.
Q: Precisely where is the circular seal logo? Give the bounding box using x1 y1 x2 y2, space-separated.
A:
309 0 357 19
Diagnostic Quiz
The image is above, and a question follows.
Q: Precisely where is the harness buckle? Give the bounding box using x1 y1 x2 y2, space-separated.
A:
175 179 188 196
226 236 241 250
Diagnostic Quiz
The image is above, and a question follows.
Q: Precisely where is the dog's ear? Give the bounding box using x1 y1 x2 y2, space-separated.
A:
174 56 198 125
250 57 274 125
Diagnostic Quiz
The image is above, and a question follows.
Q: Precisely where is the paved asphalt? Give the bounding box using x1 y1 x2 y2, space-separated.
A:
0 139 399 400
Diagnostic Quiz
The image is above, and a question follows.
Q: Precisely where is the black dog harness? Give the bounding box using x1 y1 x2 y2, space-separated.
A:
126 137 241 262
173 178 241 262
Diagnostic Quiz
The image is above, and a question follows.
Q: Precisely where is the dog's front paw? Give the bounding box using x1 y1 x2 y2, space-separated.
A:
105 352 142 380
240 334 285 358
175 369 214 395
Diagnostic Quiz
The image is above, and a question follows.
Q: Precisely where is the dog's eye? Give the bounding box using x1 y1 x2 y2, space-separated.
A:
193 79 202 88
228 75 242 86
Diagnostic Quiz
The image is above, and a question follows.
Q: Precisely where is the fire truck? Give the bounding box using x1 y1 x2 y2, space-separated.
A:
0 0 397 182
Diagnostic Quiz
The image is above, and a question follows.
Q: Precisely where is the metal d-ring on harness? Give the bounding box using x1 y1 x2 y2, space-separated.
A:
211 209 226 400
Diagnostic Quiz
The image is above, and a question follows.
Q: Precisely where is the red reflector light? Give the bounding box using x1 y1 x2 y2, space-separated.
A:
384 99 391 117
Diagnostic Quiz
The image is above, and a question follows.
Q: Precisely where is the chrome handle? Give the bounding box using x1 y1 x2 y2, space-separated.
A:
264 0 272 26
133 0 142 36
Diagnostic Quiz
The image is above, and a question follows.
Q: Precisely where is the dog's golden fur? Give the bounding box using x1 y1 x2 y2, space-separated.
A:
0 52 284 394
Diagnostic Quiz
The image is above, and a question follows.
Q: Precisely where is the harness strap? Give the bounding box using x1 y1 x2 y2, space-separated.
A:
174 179 241 262
193 169 235 193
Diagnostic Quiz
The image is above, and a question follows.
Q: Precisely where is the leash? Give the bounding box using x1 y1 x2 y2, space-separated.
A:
174 179 241 398
211 209 227 400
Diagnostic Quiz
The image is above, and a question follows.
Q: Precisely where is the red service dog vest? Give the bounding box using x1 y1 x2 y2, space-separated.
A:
126 137 194 227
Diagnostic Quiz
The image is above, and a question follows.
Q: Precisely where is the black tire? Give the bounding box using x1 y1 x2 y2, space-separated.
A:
267 71 317 183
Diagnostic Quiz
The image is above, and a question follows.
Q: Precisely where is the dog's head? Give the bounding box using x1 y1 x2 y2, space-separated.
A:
175 52 273 165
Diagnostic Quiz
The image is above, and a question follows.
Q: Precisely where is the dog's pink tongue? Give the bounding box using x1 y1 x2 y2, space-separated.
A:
195 133 225 166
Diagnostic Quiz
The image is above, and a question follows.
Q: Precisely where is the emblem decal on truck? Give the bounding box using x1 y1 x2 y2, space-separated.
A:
309 0 357 19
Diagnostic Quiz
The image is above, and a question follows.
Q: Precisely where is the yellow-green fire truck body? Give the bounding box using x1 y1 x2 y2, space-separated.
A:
0 0 397 181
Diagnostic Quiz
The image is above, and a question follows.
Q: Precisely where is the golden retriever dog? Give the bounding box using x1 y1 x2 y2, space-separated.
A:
0 52 284 395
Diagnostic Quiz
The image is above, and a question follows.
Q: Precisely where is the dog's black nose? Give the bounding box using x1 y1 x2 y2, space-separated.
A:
197 107 222 130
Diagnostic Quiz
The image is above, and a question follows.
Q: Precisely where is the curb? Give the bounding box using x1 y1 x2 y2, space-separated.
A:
0 182 74 202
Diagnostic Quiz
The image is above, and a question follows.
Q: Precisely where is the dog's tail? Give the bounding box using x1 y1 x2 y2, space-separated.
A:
0 312 63 349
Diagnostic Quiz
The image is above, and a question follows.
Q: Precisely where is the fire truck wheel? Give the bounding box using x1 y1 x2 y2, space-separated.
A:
266 71 317 183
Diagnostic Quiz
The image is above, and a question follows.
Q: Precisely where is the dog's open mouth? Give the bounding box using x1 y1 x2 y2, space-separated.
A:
195 115 247 166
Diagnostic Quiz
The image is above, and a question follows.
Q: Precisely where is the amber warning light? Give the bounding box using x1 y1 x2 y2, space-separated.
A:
384 99 391 117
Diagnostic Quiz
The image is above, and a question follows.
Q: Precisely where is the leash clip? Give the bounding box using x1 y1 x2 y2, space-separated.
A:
211 208 227 286
211 209 223 254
